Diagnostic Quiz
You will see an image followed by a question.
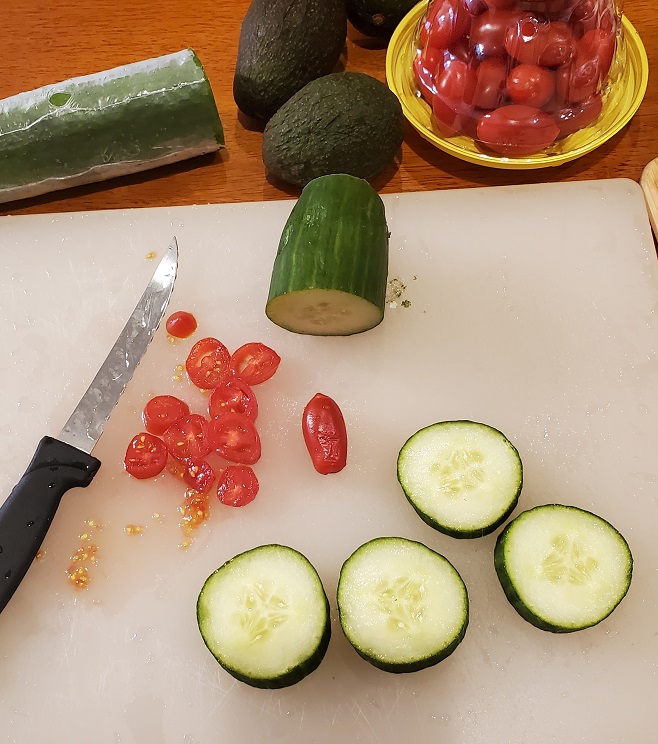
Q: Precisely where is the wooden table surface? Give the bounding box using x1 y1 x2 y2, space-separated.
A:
0 0 655 217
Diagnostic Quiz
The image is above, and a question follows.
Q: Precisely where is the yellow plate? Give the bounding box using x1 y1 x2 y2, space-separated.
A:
386 2 649 170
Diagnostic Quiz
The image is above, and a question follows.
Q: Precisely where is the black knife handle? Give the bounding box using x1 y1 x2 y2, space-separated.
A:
0 436 101 614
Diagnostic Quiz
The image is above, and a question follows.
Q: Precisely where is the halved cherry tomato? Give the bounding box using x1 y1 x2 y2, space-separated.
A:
507 64 556 107
185 337 231 389
477 104 560 155
473 58 508 109
209 378 258 421
182 458 216 494
210 412 261 465
422 0 471 51
229 342 280 385
470 10 521 59
505 17 576 67
142 395 190 436
163 414 212 461
124 432 168 479
216 465 260 507
165 311 197 339
302 393 348 475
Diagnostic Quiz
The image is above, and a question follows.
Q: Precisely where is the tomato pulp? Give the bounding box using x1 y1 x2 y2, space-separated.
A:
143 395 190 436
185 337 231 389
229 342 281 385
216 465 260 507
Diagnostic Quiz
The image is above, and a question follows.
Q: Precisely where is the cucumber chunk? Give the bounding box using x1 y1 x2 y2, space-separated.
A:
0 49 223 204
266 174 389 336
495 504 633 633
197 544 330 688
397 421 523 539
337 537 468 673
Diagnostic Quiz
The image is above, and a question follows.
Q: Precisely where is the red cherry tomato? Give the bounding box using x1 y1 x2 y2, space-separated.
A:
507 64 556 107
216 465 259 507
463 0 487 13
552 94 603 137
302 393 348 475
470 10 522 59
505 17 576 67
163 414 212 461
142 395 190 436
165 311 197 339
185 337 231 389
124 432 168 479
477 104 560 155
483 0 517 8
432 92 481 138
209 378 258 421
422 0 471 51
435 58 478 105
473 58 508 109
182 458 216 494
229 342 281 385
555 29 614 103
570 0 616 38
414 48 442 103
210 412 261 465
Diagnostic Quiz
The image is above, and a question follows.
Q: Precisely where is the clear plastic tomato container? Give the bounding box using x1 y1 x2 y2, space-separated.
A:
386 0 648 168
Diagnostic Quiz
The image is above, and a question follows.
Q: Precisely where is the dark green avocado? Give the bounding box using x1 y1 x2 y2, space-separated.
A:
347 0 419 38
262 72 404 187
233 0 347 122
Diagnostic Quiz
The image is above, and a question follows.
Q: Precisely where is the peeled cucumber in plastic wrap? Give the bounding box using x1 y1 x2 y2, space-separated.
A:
0 49 224 204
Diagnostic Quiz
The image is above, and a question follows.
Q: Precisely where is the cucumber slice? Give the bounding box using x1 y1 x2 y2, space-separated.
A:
397 421 523 539
265 174 389 336
337 537 468 673
0 49 223 204
494 504 633 633
197 544 330 688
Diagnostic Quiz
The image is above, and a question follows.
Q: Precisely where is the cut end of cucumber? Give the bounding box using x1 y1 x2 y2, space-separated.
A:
495 504 633 633
337 537 468 673
397 421 523 538
197 544 330 688
266 288 384 336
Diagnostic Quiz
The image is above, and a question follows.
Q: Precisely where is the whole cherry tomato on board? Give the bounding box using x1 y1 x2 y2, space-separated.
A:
185 337 232 389
165 311 197 339
477 104 560 155
124 432 168 479
143 395 190 436
216 465 260 507
302 393 348 475
229 342 281 385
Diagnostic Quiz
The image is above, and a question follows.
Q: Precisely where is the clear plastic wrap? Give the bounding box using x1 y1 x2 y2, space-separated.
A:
411 0 629 158
0 49 224 204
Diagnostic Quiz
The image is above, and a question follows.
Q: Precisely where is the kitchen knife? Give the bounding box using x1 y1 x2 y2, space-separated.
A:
0 237 178 615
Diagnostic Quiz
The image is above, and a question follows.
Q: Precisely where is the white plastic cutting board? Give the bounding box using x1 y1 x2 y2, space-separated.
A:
0 179 657 744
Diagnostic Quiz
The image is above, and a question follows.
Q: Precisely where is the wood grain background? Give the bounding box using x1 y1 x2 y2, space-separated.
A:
0 0 655 216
